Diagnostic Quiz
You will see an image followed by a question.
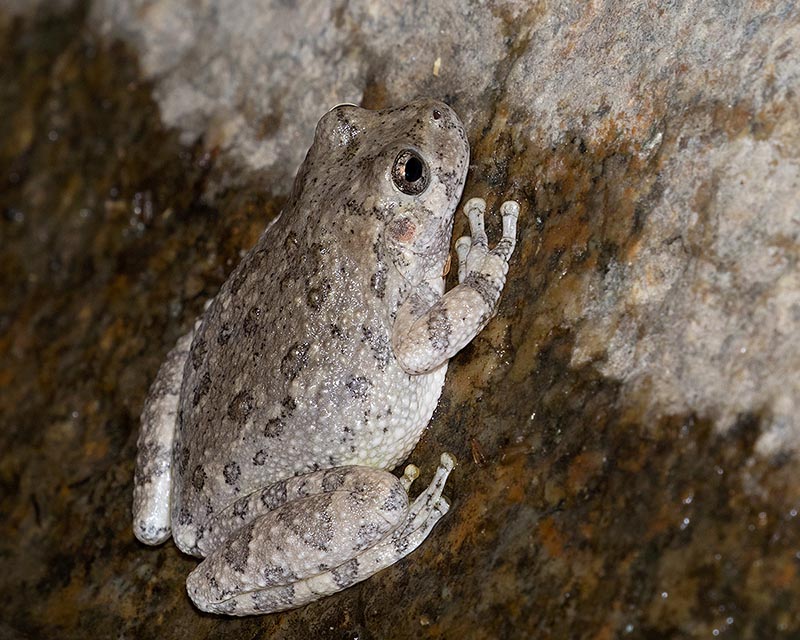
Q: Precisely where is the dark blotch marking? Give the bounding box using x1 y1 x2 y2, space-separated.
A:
229 267 248 297
296 479 311 497
223 462 241 485
218 599 237 615
445 169 462 198
281 395 297 414
191 465 207 492
262 563 297 587
306 279 331 310
354 522 383 551
322 468 348 492
178 506 193 526
217 322 233 346
261 480 288 511
243 307 262 336
280 342 310 381
192 371 212 407
227 389 255 422
190 338 207 370
361 325 391 370
233 498 249 519
370 271 386 299
370 240 387 298
251 584 296 612
264 418 285 438
382 483 408 512
222 522 255 574
347 481 374 506
393 535 410 555
427 306 451 353
346 375 371 400
253 449 268 466
134 440 159 483
177 445 190 475
464 272 498 308
331 558 360 588
277 495 335 551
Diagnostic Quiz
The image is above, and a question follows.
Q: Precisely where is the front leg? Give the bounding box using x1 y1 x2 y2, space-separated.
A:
186 455 455 616
392 197 519 374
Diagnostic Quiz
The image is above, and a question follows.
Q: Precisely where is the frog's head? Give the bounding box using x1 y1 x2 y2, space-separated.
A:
298 98 470 287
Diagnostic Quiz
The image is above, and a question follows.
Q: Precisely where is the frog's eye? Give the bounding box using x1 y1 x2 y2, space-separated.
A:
392 149 429 196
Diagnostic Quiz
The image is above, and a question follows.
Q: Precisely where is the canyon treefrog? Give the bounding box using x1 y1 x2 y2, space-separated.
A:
132 98 519 615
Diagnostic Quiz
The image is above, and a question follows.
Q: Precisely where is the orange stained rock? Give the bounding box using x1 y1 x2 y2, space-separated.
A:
566 449 605 493
538 515 566 558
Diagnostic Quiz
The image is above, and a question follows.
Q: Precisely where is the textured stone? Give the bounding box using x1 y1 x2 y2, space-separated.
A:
87 0 800 451
1 1 799 638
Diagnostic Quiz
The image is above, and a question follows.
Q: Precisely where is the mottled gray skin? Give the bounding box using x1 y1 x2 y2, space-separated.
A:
133 99 519 615
174 100 468 547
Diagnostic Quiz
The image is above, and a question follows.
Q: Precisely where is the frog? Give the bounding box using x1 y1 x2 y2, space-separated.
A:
132 98 519 616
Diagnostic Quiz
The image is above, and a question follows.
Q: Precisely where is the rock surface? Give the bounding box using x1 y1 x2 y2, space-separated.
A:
1 1 799 638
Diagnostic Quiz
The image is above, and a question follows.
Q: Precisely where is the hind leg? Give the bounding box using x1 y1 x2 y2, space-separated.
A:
186 454 455 616
132 328 195 545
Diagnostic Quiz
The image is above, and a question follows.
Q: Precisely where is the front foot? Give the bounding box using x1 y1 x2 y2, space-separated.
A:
455 197 519 285
391 197 520 374
186 455 456 616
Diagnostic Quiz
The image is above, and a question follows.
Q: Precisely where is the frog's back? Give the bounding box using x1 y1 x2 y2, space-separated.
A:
171 209 444 541
169 99 467 551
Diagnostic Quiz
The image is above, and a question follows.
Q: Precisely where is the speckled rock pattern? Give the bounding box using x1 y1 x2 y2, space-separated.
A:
1 1 799 638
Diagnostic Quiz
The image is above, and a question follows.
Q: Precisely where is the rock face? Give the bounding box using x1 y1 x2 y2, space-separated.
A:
1 1 799 639
89 0 800 451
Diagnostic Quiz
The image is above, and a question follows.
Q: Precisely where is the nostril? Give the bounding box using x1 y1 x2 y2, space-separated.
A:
432 109 441 120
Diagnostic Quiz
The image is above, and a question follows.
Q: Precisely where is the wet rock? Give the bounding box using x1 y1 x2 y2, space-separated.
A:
1 1 799 639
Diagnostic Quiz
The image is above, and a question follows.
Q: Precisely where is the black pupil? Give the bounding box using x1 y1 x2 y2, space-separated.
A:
404 156 423 182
